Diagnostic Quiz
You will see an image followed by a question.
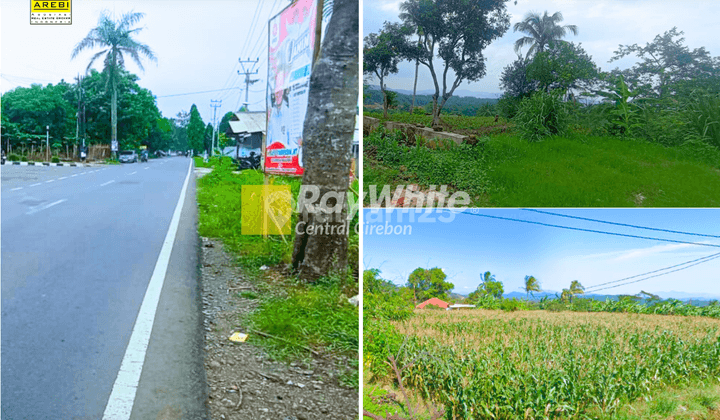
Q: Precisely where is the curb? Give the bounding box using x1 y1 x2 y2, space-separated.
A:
2 161 98 167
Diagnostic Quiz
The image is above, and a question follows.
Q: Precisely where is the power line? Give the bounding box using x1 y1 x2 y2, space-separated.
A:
584 251 720 292
584 254 720 293
459 211 720 248
521 209 720 239
156 87 242 98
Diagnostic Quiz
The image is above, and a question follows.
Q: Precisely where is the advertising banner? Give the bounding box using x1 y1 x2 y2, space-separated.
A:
265 0 319 176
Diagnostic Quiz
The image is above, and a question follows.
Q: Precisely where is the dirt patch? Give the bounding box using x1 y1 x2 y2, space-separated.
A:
200 237 358 420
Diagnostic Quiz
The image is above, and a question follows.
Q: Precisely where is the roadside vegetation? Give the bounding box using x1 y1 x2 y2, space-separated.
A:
363 269 720 420
196 159 359 387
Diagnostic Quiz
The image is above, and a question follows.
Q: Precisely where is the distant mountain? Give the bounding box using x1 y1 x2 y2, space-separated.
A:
368 85 501 99
483 290 719 302
655 291 720 300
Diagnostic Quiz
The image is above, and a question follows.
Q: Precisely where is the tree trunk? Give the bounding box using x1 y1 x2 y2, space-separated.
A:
111 63 118 159
291 0 358 281
411 35 420 112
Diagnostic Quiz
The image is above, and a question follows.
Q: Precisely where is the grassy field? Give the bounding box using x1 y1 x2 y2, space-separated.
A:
364 112 720 207
364 310 720 419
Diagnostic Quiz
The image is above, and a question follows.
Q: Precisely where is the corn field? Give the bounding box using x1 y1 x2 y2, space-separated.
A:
377 310 720 419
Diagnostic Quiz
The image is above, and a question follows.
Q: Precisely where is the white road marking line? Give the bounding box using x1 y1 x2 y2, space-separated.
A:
71 174 78 177
30 183 42 187
11 187 23 191
100 180 115 186
59 176 68 180
26 199 67 215
144 167 149 170
46 179 55 183
102 160 193 420
128 171 137 175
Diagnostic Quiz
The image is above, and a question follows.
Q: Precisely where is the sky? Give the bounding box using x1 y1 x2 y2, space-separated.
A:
0 0 294 123
363 0 720 97
363 209 720 299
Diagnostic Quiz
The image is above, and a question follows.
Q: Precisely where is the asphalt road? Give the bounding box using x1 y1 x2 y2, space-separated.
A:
1 157 208 419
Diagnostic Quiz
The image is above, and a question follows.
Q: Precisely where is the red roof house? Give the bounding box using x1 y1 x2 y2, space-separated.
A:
416 297 449 309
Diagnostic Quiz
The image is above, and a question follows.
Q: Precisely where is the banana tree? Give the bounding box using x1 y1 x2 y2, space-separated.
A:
597 74 643 136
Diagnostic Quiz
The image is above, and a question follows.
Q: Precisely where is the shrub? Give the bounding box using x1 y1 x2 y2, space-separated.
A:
497 94 523 120
21 156 28 162
500 298 525 312
51 156 60 163
514 90 570 142
8 154 20 162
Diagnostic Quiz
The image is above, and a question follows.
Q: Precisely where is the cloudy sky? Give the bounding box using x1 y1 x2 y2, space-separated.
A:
363 0 720 97
1 0 294 123
363 209 720 299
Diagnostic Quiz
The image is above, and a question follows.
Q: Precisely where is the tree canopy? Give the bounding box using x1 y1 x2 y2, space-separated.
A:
406 267 454 302
513 10 578 59
399 0 511 126
364 21 413 117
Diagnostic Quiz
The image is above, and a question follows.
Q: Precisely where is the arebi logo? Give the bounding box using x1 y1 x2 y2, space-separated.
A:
31 0 71 25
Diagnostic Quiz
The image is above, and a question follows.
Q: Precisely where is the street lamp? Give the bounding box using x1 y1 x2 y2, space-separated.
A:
46 125 49 162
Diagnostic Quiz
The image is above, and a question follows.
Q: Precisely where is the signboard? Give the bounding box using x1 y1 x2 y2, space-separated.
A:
31 0 72 25
265 0 319 176
111 140 118 152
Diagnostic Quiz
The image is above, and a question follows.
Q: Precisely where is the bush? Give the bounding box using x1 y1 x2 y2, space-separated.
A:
21 156 28 162
497 94 523 120
500 298 526 312
51 156 60 163
8 154 20 162
514 90 570 142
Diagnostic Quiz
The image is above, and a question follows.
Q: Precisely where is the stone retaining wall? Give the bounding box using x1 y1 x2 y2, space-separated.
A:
363 116 467 145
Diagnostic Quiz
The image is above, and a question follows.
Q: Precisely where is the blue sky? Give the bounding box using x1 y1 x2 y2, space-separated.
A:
363 0 720 97
1 0 291 123
363 209 720 299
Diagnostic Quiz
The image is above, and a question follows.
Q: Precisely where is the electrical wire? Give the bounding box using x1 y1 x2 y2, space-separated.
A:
584 251 720 292
521 209 720 239
156 87 242 98
585 254 720 293
459 211 720 248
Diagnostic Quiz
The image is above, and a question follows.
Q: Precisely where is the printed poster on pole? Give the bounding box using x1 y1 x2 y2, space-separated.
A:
265 0 319 176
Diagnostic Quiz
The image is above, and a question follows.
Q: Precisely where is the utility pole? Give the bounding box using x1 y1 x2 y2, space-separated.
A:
237 57 260 110
210 99 222 156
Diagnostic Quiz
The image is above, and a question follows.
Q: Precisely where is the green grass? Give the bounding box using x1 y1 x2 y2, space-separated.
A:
485 133 720 207
249 272 359 386
196 162 359 386
364 125 720 207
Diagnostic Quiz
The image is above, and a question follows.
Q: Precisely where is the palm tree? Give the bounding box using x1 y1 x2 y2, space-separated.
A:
71 11 156 158
524 275 541 299
569 280 585 299
513 11 578 59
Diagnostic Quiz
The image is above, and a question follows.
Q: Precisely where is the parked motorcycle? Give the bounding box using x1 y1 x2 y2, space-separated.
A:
140 152 148 162
237 152 261 171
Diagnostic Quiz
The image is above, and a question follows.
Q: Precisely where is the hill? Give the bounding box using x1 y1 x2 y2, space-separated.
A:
364 85 498 116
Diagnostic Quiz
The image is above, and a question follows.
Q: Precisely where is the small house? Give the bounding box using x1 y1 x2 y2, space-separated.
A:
416 297 449 310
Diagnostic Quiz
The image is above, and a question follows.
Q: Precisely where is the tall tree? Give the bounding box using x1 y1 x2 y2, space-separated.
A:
469 271 504 300
363 21 412 118
513 10 578 59
609 27 720 99
569 280 585 300
291 0 358 281
406 267 454 303
400 0 511 126
524 275 541 298
71 11 156 158
186 104 205 155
